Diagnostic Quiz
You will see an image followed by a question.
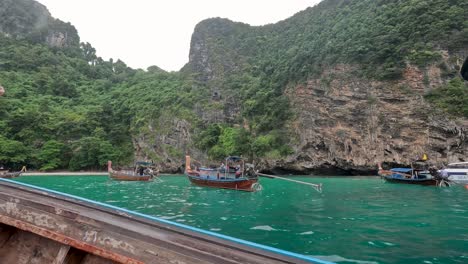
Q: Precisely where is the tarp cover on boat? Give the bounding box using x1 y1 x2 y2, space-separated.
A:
390 168 412 173
226 156 243 162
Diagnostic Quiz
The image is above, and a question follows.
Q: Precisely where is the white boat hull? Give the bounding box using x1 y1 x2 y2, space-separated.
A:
439 164 468 184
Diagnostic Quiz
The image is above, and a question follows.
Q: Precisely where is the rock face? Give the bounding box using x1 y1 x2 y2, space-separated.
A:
0 0 79 48
0 0 49 36
175 16 468 175
182 27 468 174
132 115 203 173
185 18 251 83
278 62 467 175
180 18 251 131
44 25 77 48
184 18 468 174
177 14 468 175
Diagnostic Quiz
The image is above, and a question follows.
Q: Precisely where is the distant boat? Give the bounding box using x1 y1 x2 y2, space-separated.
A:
0 166 25 179
438 162 468 184
378 161 438 186
107 160 158 181
185 156 261 192
0 170 22 179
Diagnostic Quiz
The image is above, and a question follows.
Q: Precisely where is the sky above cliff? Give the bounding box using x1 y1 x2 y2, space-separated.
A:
36 0 320 72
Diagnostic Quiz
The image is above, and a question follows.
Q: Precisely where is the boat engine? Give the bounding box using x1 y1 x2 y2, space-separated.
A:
245 164 257 179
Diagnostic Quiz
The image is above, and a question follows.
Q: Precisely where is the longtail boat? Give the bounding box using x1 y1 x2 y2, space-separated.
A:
378 160 441 186
0 166 25 179
0 178 331 264
0 170 22 179
108 160 158 181
185 155 261 192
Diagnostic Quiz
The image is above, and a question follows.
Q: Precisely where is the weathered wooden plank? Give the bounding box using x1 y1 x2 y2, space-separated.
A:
80 254 117 264
0 214 146 264
52 245 70 264
0 229 64 264
0 192 287 263
0 180 321 264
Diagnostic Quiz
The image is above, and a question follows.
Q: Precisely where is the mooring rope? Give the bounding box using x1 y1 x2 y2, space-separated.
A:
256 172 322 193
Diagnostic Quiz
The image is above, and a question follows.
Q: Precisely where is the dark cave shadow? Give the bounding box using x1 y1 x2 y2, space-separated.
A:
461 56 468 81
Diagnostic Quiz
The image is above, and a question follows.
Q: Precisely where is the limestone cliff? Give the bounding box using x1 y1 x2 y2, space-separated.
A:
279 62 467 175
0 0 79 48
179 0 468 174
4 0 466 174
133 115 196 173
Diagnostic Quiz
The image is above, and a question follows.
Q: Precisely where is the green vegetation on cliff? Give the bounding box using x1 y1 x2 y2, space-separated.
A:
188 0 467 159
0 0 467 170
0 35 136 170
265 0 467 80
425 78 468 117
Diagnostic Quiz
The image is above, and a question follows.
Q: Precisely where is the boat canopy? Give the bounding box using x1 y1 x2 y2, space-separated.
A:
390 168 413 173
226 156 243 162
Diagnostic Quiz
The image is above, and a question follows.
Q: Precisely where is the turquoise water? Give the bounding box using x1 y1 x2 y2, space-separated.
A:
14 176 468 264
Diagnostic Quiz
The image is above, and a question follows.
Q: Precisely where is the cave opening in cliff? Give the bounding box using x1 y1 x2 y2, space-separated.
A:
462 56 468 81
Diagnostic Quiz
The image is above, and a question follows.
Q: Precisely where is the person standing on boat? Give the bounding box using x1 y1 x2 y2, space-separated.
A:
235 164 241 178
441 166 448 178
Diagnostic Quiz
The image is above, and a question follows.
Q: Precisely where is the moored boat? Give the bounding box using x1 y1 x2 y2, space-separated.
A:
0 170 22 179
185 156 260 192
0 166 25 179
378 161 438 186
108 160 158 181
438 162 468 184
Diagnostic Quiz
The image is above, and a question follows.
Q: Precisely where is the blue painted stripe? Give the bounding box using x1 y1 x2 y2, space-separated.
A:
0 178 333 264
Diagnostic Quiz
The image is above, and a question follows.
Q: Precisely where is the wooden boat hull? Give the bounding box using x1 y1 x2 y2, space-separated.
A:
108 172 153 181
382 176 437 186
0 171 22 179
187 175 259 192
0 179 320 264
379 168 437 186
107 161 156 181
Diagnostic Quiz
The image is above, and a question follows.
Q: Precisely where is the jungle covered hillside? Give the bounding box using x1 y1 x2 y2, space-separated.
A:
0 0 467 172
